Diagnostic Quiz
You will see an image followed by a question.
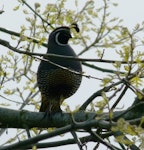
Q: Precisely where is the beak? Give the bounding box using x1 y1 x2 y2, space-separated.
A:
69 34 72 38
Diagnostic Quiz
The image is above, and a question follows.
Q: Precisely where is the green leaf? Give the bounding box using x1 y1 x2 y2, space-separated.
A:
13 5 20 11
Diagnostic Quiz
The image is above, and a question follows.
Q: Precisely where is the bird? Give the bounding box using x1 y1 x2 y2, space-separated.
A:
37 24 82 113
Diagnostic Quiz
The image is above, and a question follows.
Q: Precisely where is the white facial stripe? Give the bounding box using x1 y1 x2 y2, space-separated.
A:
55 28 69 33
55 32 68 46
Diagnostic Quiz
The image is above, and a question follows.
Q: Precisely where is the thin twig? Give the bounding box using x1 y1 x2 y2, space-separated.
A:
79 79 124 110
21 0 54 29
71 131 83 150
0 125 72 150
89 130 118 150
1 38 144 64
82 62 126 74
111 85 129 110
0 27 47 47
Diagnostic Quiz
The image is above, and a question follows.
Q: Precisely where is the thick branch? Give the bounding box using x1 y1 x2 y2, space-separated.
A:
0 100 143 150
0 100 144 129
0 107 112 129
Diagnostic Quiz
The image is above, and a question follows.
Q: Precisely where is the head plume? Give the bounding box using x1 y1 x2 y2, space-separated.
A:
70 23 80 33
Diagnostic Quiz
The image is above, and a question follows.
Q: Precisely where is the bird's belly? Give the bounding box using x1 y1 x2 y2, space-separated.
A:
37 69 82 99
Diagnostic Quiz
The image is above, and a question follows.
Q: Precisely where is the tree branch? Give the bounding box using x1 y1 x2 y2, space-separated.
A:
21 0 54 29
0 98 144 130
82 62 126 74
0 124 72 150
29 135 94 149
89 130 118 150
0 107 111 129
1 133 114 150
0 27 47 47
0 98 144 149
79 79 124 110
0 38 144 64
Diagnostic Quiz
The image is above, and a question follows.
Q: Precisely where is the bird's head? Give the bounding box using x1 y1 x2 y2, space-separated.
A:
48 24 80 46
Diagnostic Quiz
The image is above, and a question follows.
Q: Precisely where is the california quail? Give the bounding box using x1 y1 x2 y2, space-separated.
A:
37 25 82 113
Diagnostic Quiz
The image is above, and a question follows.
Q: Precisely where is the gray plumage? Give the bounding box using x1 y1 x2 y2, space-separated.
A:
37 26 82 113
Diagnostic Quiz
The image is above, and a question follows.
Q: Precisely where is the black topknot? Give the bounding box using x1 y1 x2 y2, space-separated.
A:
71 23 80 33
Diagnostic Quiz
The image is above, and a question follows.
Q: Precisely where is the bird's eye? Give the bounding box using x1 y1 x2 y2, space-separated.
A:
55 32 71 46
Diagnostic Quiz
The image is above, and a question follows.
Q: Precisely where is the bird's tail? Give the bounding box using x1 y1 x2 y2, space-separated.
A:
40 94 62 113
